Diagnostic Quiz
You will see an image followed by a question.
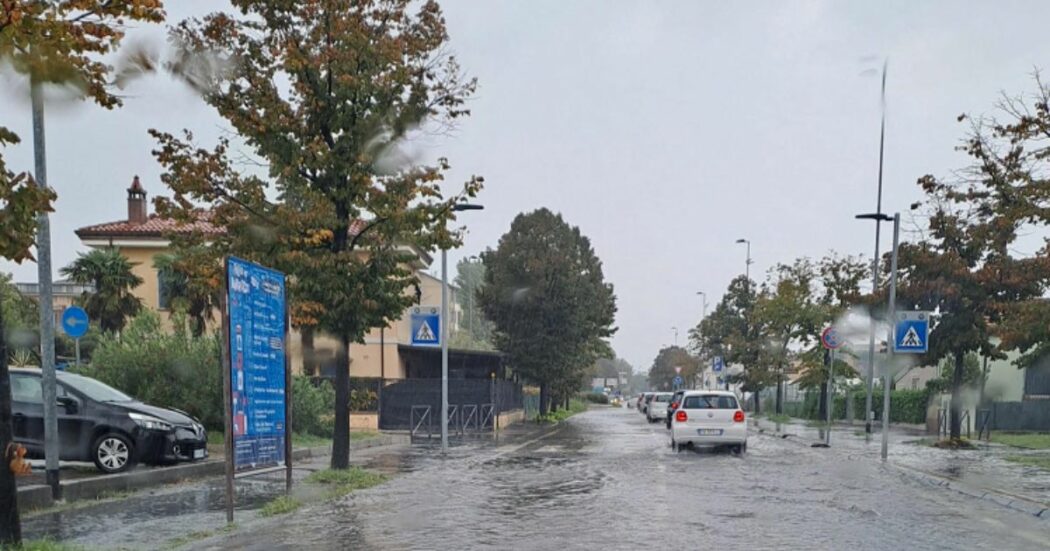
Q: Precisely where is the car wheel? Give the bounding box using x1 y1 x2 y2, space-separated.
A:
741 441 747 454
93 433 136 474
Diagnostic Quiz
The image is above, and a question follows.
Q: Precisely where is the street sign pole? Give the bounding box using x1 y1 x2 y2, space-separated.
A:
826 347 835 445
441 247 449 453
882 213 900 461
74 338 80 368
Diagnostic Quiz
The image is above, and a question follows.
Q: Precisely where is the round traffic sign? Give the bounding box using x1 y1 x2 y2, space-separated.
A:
820 326 843 350
61 306 90 338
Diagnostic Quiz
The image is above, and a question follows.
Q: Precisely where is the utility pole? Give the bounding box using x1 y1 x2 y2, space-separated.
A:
31 78 60 498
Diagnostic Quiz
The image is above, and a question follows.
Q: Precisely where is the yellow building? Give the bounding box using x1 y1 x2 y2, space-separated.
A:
74 177 481 382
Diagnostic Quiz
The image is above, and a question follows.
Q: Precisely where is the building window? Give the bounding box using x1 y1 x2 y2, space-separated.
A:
911 377 920 390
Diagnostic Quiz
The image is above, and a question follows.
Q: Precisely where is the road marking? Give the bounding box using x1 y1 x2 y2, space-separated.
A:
493 425 565 458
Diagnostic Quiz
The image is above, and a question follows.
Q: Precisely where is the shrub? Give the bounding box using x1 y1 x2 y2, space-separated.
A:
80 311 223 429
582 392 609 404
292 376 335 437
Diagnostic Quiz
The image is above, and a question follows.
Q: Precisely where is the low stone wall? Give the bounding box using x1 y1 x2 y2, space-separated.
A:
351 412 379 430
497 409 525 430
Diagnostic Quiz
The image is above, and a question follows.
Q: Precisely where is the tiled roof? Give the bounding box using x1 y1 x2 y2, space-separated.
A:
75 211 224 239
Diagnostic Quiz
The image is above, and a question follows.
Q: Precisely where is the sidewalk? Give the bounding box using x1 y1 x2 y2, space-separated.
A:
16 433 407 512
752 416 1050 515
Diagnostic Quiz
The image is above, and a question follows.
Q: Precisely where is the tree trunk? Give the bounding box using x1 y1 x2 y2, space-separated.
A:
301 326 316 377
539 383 550 416
564 397 570 410
949 351 965 440
1 297 23 544
330 334 351 469
753 392 761 414
775 363 784 414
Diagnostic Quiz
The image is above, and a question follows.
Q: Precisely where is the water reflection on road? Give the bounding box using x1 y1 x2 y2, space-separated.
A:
194 409 1049 550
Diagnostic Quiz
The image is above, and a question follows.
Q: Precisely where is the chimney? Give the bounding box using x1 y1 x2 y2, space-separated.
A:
127 175 147 224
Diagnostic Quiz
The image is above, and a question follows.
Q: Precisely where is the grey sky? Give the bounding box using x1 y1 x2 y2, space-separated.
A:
3 1 1050 371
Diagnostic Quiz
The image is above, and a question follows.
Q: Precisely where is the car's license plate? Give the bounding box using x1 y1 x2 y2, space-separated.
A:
697 429 722 436
193 448 205 459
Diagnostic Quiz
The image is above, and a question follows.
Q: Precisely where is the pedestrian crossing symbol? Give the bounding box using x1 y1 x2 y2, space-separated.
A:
893 312 929 354
410 307 441 346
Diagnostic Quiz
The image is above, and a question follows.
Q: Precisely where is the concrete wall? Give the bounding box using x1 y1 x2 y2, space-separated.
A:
497 409 524 429
351 412 379 430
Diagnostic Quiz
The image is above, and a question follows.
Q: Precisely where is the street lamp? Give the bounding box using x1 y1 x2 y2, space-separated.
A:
856 212 893 437
735 238 752 283
671 326 679 348
441 203 484 453
696 291 708 321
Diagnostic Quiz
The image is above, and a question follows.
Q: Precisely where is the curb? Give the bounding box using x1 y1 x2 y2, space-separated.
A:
890 463 1048 519
16 433 410 512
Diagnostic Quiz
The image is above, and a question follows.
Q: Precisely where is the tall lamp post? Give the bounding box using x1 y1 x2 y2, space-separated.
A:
735 238 752 284
671 326 679 348
696 291 708 322
441 203 484 453
856 211 894 438
858 59 890 435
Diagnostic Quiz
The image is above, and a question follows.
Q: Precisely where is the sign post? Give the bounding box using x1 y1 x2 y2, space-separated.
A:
60 306 89 367
820 326 844 445
222 257 290 522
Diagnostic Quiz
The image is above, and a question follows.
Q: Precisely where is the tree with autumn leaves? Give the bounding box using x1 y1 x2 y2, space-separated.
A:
150 0 482 469
1 1 163 543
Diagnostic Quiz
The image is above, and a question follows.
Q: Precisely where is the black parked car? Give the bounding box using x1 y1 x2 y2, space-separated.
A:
9 367 208 474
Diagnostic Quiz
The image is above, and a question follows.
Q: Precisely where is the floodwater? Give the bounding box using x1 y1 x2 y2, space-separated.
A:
186 408 1049 550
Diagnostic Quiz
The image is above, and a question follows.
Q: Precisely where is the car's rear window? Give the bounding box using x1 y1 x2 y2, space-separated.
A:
654 394 671 402
683 395 738 409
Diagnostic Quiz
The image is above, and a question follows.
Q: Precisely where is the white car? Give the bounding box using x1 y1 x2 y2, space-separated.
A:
646 392 673 423
669 390 747 453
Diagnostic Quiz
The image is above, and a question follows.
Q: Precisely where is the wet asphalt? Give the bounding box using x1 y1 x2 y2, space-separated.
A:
179 407 1049 551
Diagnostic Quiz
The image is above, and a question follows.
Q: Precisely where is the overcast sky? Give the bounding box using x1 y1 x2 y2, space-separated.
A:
3 1 1050 371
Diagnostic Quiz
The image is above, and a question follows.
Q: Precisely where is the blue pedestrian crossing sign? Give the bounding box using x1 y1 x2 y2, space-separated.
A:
894 311 929 354
410 307 440 346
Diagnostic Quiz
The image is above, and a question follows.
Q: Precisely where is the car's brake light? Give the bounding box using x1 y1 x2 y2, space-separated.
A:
733 410 745 423
675 410 687 423
670 402 678 410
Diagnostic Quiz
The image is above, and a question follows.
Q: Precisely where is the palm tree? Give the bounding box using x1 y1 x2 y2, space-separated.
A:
153 250 220 337
60 248 143 333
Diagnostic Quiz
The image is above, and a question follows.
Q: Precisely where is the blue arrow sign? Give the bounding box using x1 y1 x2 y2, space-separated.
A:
894 312 929 354
411 307 440 346
61 306 89 338
672 375 683 386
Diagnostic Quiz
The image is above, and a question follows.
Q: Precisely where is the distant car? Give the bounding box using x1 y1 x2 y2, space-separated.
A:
637 393 650 413
670 390 747 453
665 390 686 429
641 393 657 415
9 368 209 474
646 392 673 423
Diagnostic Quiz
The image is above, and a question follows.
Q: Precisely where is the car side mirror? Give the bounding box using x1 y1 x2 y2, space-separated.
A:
57 396 78 413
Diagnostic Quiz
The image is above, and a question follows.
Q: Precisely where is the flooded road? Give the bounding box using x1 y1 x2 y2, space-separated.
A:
193 408 1048 550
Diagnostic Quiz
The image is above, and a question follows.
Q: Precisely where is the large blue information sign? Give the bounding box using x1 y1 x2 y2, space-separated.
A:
227 256 288 472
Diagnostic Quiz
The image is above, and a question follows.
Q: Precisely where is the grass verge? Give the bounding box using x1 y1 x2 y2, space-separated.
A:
764 413 792 424
305 467 388 499
536 399 588 423
990 432 1050 450
1004 455 1050 471
259 495 302 517
932 437 977 449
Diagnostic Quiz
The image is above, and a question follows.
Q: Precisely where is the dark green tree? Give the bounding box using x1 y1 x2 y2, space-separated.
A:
451 257 494 350
150 0 483 469
60 248 143 334
479 209 617 414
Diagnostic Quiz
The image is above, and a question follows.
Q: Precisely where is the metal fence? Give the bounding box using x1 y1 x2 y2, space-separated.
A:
377 378 523 431
989 400 1050 431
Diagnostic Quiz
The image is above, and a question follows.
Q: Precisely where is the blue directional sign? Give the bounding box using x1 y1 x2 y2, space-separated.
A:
673 375 684 386
227 256 287 472
410 307 440 346
60 306 89 338
712 356 725 373
894 311 929 354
